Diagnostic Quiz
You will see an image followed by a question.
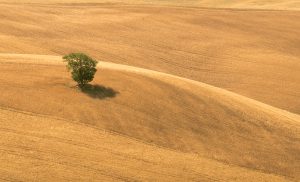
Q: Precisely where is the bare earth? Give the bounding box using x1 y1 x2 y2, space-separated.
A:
0 1 300 181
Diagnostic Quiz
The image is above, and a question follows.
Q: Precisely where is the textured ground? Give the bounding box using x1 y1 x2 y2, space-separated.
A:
0 105 291 182
0 1 300 181
0 0 300 10
0 3 299 113
0 54 299 181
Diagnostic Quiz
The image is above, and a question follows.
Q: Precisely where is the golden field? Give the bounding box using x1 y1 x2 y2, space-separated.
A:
0 1 299 181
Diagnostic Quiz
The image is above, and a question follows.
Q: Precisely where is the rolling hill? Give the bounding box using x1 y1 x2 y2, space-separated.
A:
0 1 299 181
0 3 299 114
0 54 299 181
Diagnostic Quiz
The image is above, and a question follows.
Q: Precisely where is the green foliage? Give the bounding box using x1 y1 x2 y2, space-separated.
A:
63 53 98 87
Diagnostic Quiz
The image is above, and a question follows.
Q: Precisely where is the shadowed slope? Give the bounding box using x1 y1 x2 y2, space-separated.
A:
0 4 299 113
0 107 290 181
0 55 299 180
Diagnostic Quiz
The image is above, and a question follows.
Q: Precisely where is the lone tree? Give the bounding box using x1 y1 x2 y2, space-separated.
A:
63 53 98 87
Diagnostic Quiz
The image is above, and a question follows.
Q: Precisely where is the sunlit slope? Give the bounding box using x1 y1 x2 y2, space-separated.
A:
0 4 299 113
0 55 299 180
0 0 300 10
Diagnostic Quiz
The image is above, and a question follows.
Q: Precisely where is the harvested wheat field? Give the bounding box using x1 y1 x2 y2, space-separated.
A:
0 1 300 181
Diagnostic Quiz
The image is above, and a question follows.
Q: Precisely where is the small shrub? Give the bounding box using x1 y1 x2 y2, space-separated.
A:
63 53 98 87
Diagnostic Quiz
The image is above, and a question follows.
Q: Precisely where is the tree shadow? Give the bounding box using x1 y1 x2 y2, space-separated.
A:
79 84 119 99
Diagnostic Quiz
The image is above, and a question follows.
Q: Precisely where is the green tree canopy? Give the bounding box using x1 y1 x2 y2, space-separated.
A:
63 53 98 87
